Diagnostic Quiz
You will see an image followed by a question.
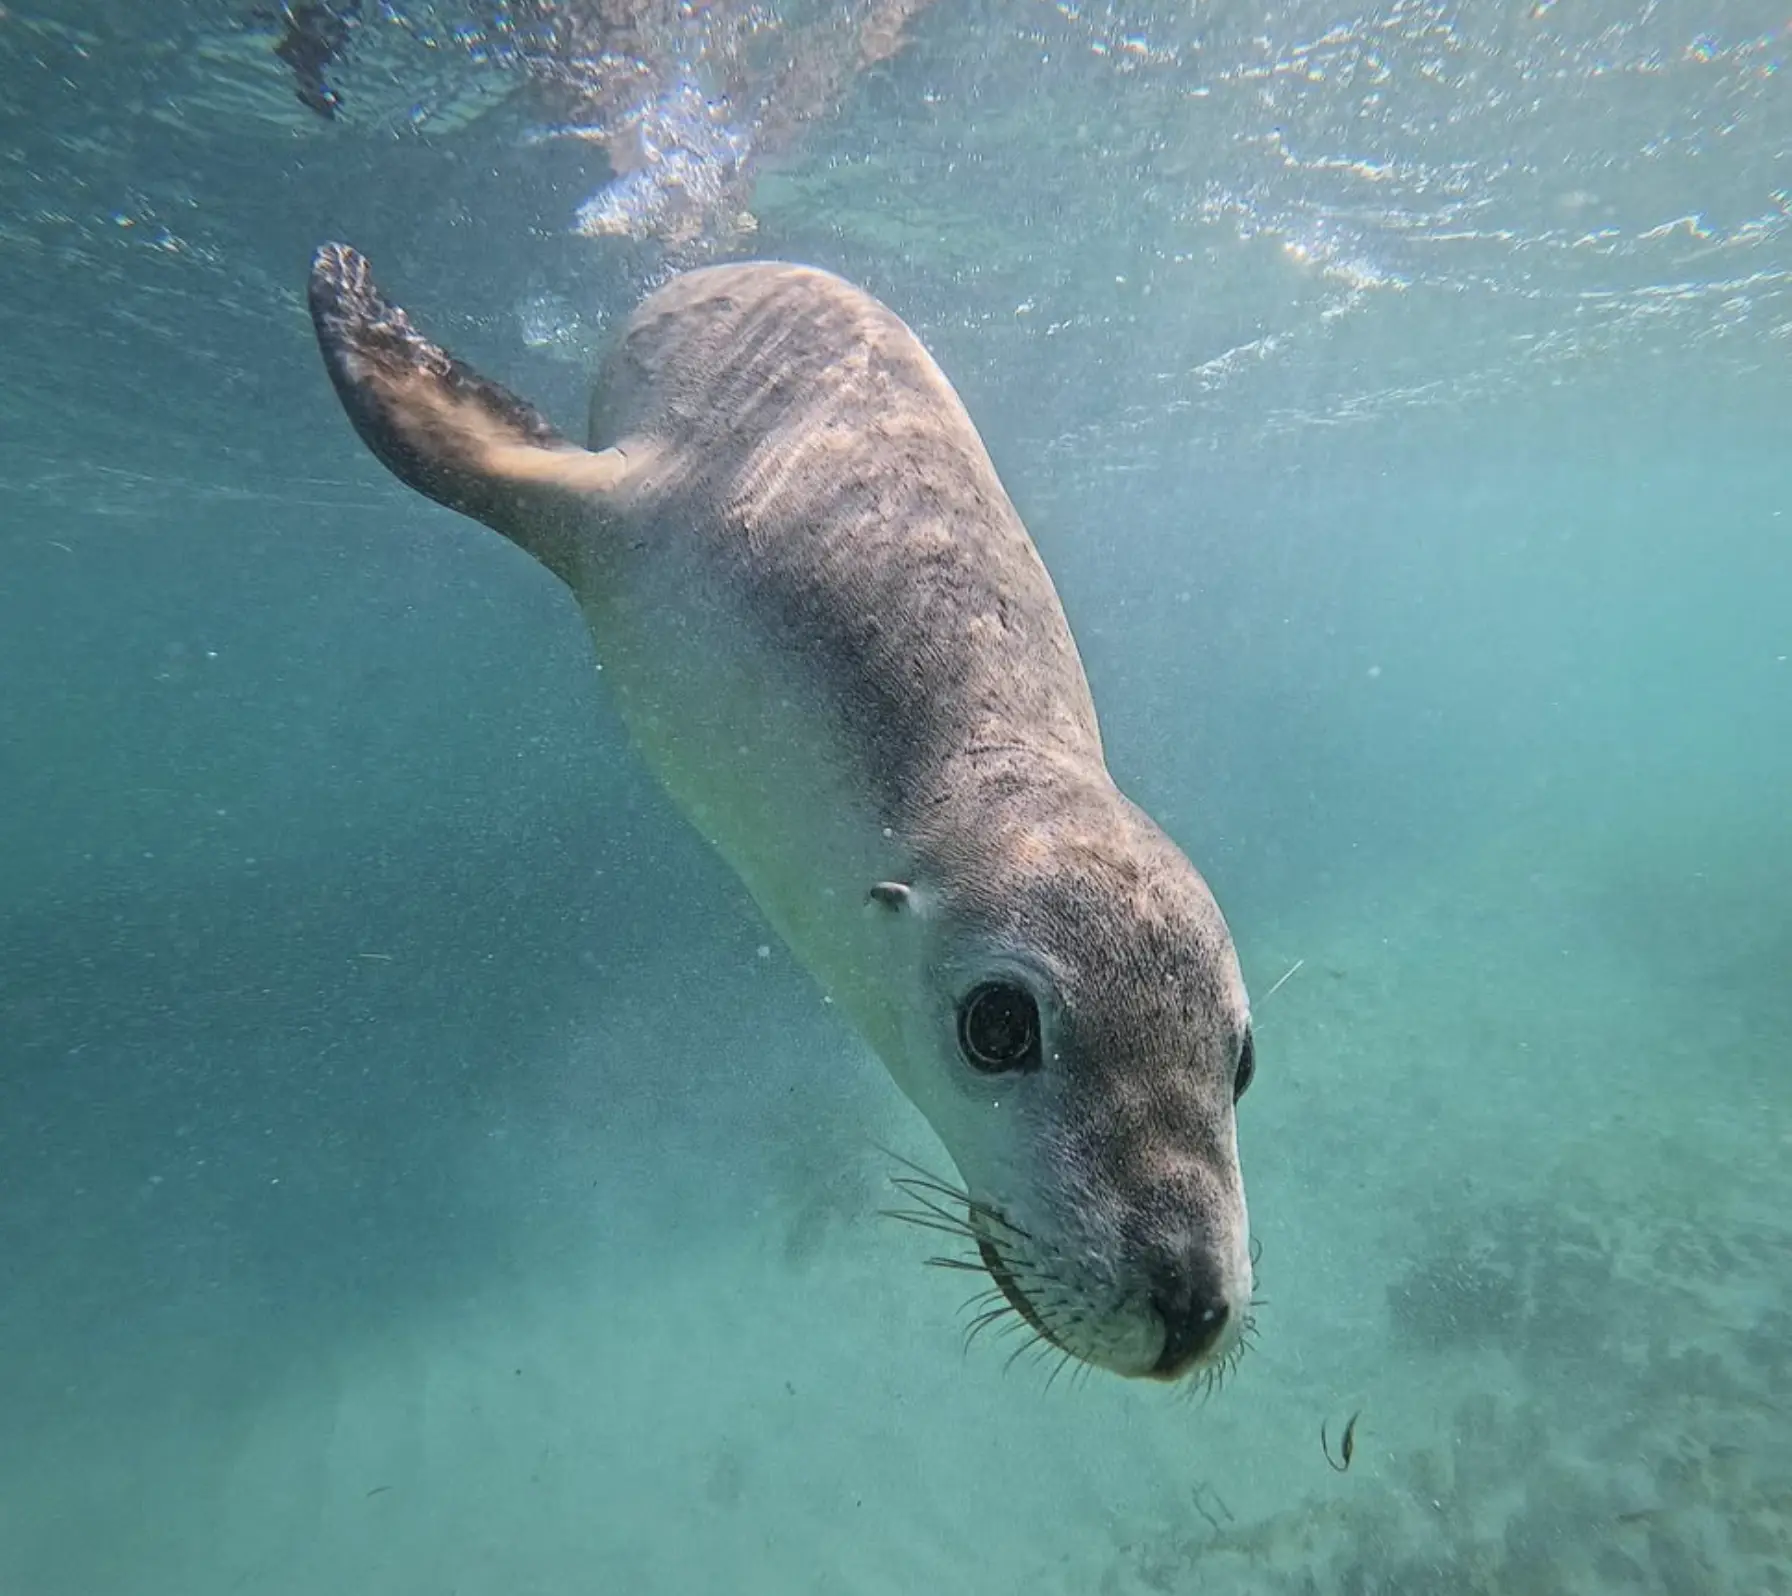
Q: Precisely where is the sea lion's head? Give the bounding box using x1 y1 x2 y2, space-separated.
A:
874 779 1254 1383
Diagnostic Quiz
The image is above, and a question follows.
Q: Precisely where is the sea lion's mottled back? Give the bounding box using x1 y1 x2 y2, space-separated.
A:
589 264 1100 818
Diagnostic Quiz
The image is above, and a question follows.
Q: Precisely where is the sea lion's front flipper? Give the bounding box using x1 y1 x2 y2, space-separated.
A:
308 242 629 586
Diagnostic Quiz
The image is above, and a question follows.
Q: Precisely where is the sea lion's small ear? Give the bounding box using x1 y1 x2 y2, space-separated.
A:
867 881 912 912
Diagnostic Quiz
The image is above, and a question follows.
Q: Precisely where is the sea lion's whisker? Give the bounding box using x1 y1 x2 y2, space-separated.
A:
1042 1346 1078 1393
888 1176 1024 1238
880 1151 1033 1240
886 1169 972 1203
1011 1333 1062 1379
889 1177 1008 1226
880 1198 971 1227
878 1147 971 1197
959 1287 1006 1316
876 1145 950 1179
964 1309 1034 1355
1259 957 1304 1005
894 1193 1013 1239
964 1306 1017 1348
879 1207 979 1241
885 1187 976 1229
1001 1328 1050 1374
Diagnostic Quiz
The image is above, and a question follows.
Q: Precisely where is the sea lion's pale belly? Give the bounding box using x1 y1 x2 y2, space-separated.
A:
579 530 912 1065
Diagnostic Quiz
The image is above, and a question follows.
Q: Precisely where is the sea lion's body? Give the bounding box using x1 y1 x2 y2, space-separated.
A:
308 245 1256 1382
568 265 1097 1078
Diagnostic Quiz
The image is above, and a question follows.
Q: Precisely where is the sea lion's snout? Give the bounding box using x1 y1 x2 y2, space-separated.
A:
964 1175 1253 1382
1144 1252 1235 1379
1125 1156 1256 1379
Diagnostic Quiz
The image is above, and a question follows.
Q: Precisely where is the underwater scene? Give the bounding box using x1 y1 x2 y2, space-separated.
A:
1 2 1788 1592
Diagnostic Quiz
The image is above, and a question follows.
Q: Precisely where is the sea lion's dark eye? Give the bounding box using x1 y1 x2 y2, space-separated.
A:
1234 1027 1256 1102
957 982 1041 1073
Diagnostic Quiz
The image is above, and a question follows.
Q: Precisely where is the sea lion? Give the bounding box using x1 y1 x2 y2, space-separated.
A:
306 243 1255 1382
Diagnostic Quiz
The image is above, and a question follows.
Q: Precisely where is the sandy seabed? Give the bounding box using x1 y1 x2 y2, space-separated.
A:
6 801 1788 1596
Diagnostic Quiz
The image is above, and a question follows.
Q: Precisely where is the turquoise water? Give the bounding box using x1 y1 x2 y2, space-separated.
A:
2 2 1789 1591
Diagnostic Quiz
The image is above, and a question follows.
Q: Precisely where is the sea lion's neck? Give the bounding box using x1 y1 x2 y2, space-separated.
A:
908 742 1119 854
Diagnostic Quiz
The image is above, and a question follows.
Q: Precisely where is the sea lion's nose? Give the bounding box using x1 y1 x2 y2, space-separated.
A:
1146 1259 1231 1378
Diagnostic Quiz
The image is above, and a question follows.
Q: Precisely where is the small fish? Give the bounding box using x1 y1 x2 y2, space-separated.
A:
1189 1482 1234 1532
1321 1410 1360 1473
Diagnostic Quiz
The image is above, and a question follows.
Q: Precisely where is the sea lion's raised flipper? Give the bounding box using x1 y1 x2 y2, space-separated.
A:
308 242 629 586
